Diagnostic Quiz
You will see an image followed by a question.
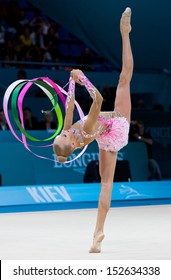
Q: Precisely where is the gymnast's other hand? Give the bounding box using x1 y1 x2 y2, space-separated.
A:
70 69 85 85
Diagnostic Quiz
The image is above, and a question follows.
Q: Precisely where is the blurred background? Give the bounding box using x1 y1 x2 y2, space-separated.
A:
0 0 171 187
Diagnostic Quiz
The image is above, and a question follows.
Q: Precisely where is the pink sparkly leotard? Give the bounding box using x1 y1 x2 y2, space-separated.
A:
80 111 130 152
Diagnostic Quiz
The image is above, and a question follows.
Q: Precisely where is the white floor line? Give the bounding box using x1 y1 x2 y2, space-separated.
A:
0 205 171 260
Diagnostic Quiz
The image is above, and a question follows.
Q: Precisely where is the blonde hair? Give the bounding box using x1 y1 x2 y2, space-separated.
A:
56 155 67 162
53 142 74 163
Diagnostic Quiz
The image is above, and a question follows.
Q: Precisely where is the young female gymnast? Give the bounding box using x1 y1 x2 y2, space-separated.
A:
53 7 133 253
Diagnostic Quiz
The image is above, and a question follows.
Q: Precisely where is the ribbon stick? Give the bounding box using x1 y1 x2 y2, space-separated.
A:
3 77 88 163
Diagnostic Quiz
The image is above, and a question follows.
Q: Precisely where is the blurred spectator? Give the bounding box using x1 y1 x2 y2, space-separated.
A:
84 160 100 183
101 86 116 111
84 159 132 183
17 69 27 79
0 24 5 46
38 111 57 130
152 103 164 112
129 120 162 181
0 108 9 130
44 26 59 60
78 47 93 70
18 25 32 61
3 39 18 62
136 98 146 109
18 9 29 31
40 19 51 37
30 13 45 29
30 25 45 49
26 44 44 66
1 54 11 68
42 49 53 64
23 106 38 130
0 23 6 59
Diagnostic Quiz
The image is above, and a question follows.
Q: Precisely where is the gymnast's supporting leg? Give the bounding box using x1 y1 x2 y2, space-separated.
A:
114 7 133 122
89 150 118 253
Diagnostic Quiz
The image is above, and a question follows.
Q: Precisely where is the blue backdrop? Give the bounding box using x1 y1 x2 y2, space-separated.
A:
0 131 149 186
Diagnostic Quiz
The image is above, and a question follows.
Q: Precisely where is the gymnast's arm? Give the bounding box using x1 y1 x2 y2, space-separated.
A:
70 69 103 134
63 78 75 130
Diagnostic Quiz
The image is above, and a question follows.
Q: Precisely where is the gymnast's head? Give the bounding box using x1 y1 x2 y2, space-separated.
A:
53 130 75 163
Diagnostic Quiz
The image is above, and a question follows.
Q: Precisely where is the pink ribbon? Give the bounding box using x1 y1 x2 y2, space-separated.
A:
3 77 88 163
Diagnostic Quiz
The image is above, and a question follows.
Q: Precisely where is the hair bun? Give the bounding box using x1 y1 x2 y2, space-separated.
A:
57 156 67 163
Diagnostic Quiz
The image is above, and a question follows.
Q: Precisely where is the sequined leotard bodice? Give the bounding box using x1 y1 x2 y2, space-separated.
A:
79 111 130 152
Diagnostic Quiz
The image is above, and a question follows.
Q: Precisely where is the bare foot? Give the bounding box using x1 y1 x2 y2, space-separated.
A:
120 7 132 34
89 233 105 253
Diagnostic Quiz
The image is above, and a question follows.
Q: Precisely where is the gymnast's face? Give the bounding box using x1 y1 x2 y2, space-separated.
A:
54 130 75 148
53 130 75 162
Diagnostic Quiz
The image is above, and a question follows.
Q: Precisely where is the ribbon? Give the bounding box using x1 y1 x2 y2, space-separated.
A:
3 77 88 163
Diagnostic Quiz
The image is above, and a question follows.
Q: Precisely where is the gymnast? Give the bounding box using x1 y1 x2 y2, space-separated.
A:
53 7 133 253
